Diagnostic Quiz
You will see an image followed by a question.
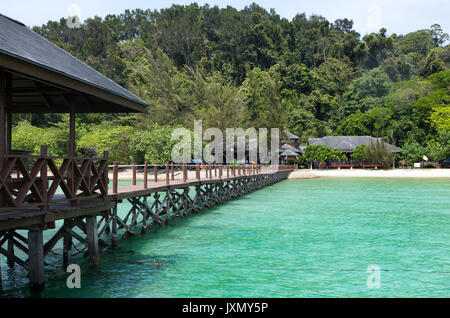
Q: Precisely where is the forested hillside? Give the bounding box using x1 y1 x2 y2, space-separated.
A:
12 3 450 164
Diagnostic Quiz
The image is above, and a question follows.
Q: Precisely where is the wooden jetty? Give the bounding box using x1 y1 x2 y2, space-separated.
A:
0 14 294 290
0 158 292 290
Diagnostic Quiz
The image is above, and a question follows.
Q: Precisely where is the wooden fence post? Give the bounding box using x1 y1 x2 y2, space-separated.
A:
171 162 174 181
154 165 158 182
219 164 223 179
165 162 169 185
113 160 118 194
103 151 109 194
144 161 148 189
209 164 212 180
183 163 187 182
132 162 136 186
196 163 200 180
40 145 48 211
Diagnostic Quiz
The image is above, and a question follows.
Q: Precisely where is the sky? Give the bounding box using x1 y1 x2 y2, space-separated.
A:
1 0 449 37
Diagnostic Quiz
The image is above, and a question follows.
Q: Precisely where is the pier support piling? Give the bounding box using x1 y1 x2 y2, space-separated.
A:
7 231 14 268
111 203 118 247
63 220 73 268
28 229 45 290
85 216 99 266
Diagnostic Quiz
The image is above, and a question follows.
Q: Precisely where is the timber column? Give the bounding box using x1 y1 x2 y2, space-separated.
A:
85 216 99 266
0 69 6 157
28 229 45 290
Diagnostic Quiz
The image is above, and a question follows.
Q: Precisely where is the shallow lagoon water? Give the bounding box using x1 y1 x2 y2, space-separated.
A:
1 178 449 297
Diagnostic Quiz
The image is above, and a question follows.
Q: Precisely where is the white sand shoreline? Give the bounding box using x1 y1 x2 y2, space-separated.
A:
110 168 450 181
288 168 450 179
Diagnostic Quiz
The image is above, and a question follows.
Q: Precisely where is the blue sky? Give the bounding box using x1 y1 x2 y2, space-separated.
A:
1 0 449 36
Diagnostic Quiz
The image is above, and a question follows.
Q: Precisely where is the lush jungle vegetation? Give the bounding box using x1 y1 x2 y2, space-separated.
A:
12 3 450 165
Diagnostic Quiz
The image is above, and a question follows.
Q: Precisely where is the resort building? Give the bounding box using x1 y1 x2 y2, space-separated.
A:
308 136 400 156
278 131 305 163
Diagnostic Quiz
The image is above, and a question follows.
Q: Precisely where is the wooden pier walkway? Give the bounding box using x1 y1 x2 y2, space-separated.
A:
0 157 293 290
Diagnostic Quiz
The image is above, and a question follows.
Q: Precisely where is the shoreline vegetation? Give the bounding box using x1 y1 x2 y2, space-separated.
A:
13 4 448 168
109 168 450 181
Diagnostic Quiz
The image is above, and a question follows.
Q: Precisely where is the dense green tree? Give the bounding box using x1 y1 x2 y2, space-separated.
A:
352 145 367 161
129 124 180 163
365 140 394 168
302 144 346 168
13 4 448 164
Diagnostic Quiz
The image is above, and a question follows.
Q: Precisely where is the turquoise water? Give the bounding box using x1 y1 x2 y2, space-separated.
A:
1 178 449 297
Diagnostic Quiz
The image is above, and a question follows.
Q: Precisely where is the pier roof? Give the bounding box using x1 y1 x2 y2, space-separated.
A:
0 14 148 113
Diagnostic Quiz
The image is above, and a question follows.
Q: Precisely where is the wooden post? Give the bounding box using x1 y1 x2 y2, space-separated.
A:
0 70 6 157
6 111 11 153
165 162 169 185
238 164 241 176
144 161 148 189
63 220 72 268
69 105 76 157
132 162 136 186
171 162 174 181
0 70 6 181
103 151 109 194
214 165 217 177
7 231 14 268
111 203 118 247
141 196 147 234
243 165 246 176
154 165 158 182
227 164 230 178
5 72 11 154
85 216 99 266
219 164 223 179
113 160 118 194
40 146 48 211
196 163 200 180
209 164 212 180
28 229 45 290
233 165 236 177
183 163 187 182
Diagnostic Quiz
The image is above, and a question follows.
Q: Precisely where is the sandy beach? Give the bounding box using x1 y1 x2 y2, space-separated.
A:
288 168 450 179
109 168 450 181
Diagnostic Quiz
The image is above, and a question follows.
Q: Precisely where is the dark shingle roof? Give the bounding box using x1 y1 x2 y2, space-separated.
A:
280 149 300 157
308 136 400 152
280 143 302 153
0 14 147 107
285 130 300 140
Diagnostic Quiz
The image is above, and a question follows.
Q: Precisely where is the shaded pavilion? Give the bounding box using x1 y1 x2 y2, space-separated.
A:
0 14 147 289
0 13 147 159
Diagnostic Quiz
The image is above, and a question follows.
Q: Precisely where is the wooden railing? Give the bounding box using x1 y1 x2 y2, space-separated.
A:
0 150 294 211
109 162 290 194
0 146 109 212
